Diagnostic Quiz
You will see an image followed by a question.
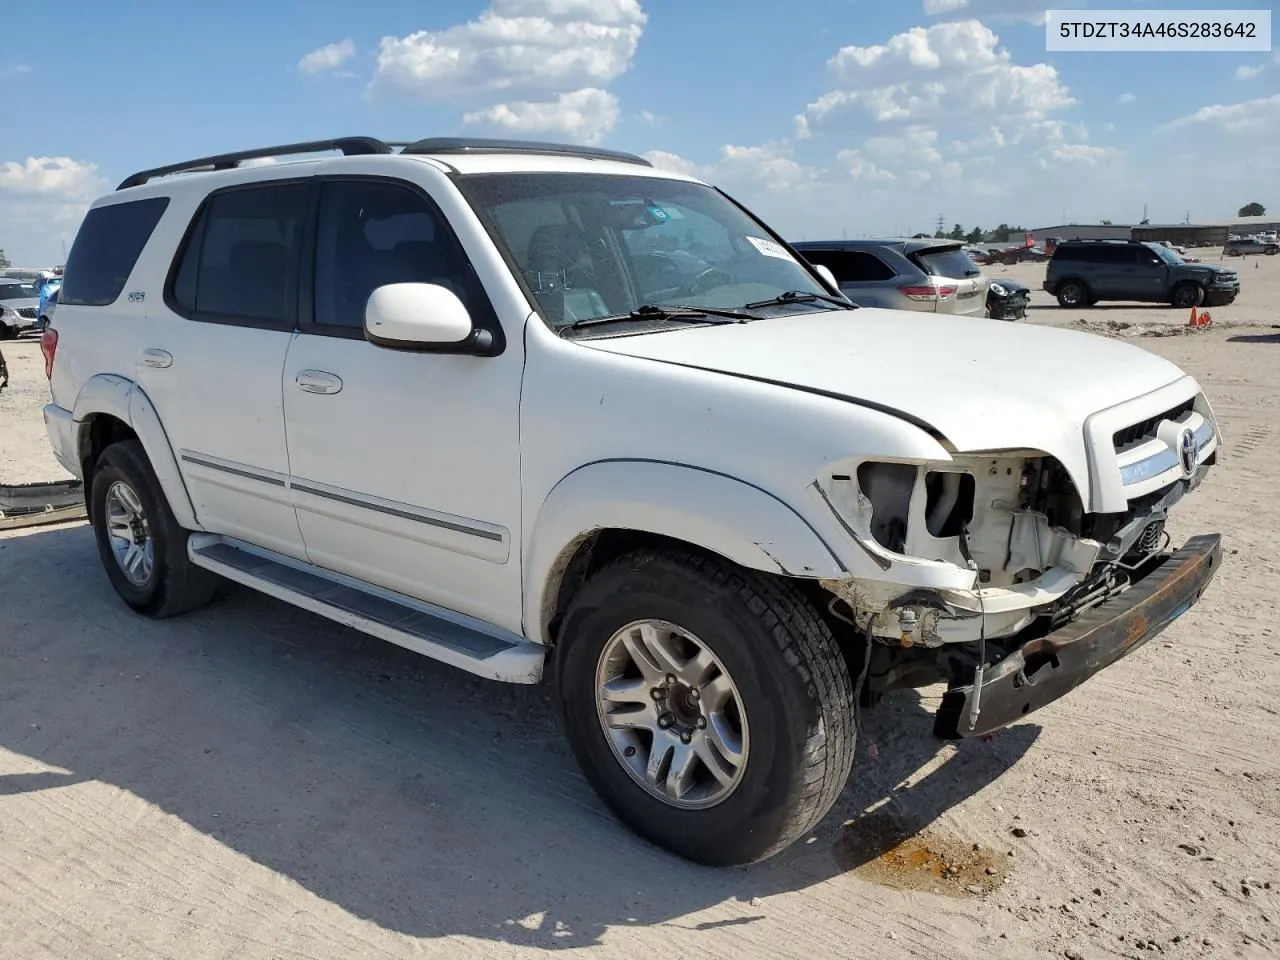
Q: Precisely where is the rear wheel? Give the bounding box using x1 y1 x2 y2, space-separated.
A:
555 548 856 866
1055 281 1088 308
90 440 221 618
1171 282 1204 309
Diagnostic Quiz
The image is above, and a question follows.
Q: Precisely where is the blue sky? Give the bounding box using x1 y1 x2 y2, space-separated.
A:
1 0 1277 264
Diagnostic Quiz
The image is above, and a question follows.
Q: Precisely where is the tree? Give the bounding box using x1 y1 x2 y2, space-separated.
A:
965 226 984 244
947 223 966 240
0 248 9 269
1239 202 1266 217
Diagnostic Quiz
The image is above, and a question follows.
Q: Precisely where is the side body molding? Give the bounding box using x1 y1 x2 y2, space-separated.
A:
523 459 850 646
71 374 201 530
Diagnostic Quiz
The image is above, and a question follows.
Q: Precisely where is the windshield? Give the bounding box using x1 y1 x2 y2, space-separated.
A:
1149 243 1183 265
0 281 38 301
457 173 832 336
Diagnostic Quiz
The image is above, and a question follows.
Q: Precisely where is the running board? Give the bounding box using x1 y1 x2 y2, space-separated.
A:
187 534 545 683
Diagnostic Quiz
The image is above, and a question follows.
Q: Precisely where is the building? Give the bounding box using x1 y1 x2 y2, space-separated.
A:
1131 215 1280 247
1028 224 1134 244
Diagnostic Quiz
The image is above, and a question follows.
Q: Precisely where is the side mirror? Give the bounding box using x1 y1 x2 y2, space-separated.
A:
364 282 493 354
813 263 840 291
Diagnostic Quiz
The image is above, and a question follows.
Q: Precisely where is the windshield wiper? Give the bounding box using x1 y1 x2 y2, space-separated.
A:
570 303 755 330
743 290 853 311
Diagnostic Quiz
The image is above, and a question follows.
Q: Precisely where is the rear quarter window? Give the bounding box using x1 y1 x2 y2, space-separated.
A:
59 197 170 307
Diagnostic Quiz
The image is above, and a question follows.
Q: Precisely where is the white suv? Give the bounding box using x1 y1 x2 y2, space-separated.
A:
42 136 1223 866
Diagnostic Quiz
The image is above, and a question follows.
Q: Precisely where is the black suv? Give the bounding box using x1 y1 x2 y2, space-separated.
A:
1044 240 1239 309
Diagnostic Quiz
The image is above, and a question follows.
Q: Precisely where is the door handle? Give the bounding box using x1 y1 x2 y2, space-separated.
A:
141 348 173 369
296 370 343 395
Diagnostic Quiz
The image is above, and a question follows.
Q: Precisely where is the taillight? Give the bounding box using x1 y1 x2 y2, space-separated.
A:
899 284 958 301
40 327 58 379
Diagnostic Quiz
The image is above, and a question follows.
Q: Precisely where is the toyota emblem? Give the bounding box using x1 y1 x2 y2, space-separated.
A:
1178 428 1198 477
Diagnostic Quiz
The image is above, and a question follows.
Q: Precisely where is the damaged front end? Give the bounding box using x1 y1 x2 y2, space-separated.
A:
813 421 1220 738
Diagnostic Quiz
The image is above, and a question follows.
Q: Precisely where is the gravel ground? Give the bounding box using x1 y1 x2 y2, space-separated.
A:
1 256 1278 959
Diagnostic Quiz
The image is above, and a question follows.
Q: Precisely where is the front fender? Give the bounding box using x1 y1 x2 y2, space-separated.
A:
72 374 200 530
523 459 850 646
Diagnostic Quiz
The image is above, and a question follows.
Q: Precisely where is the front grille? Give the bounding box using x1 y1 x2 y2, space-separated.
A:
1112 398 1194 451
17 307 37 319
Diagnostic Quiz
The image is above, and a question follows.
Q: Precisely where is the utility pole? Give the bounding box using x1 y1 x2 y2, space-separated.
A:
935 213 945 236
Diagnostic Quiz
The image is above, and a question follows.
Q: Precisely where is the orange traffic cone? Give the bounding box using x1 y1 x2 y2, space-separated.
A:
1188 306 1199 326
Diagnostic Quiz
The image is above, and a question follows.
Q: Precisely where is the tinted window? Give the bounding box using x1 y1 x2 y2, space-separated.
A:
313 179 487 330
172 182 306 324
60 197 169 307
802 250 896 283
913 247 981 278
0 281 38 300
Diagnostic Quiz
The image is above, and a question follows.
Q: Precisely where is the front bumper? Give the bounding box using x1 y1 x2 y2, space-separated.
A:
934 533 1221 739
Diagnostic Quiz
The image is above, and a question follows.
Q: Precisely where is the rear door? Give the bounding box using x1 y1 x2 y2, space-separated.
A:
910 245 987 317
134 179 309 559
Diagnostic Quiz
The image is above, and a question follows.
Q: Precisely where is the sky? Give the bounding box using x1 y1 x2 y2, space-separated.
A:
1 0 1277 265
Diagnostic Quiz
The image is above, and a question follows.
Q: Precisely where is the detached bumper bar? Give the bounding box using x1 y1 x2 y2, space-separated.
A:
935 533 1222 740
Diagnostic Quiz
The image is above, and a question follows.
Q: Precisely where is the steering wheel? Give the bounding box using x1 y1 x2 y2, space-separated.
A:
682 266 735 298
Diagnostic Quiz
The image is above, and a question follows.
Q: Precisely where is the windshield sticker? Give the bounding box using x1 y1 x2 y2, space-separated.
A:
746 236 796 262
646 205 670 222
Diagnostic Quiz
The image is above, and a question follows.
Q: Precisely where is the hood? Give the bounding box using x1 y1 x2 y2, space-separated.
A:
583 308 1188 454
0 297 38 312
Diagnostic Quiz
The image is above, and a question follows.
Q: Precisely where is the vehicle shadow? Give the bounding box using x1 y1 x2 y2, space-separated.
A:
0 524 1039 949
1227 333 1280 344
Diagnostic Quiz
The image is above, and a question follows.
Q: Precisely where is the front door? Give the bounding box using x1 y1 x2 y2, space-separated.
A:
136 179 309 560
281 176 525 632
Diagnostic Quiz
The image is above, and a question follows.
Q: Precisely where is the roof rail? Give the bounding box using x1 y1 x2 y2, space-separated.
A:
400 137 652 167
116 137 394 191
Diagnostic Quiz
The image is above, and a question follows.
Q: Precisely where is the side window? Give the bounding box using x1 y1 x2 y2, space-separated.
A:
843 251 896 282
312 179 484 330
171 182 307 325
60 197 170 307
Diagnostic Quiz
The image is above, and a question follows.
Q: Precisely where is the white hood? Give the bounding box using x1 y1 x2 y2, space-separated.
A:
584 308 1188 454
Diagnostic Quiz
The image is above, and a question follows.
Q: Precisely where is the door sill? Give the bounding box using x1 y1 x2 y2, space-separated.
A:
188 533 545 683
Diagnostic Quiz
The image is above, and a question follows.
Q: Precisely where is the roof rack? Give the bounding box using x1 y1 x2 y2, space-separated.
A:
400 137 652 167
116 137 394 190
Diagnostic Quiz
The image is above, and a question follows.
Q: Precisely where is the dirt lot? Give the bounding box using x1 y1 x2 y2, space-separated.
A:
2 257 1279 960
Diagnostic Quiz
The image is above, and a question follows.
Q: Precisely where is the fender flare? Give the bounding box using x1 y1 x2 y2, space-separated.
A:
523 459 850 646
72 374 200 530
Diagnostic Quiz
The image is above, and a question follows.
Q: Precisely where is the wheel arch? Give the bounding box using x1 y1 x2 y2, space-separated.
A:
72 374 199 529
524 460 852 647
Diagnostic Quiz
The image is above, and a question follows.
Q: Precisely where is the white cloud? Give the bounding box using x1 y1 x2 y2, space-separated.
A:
798 20 1073 132
1116 92 1136 105
1236 64 1263 80
369 0 646 101
713 143 821 194
0 157 105 199
0 64 32 78
0 157 109 265
463 88 620 143
642 150 699 177
298 39 356 75
639 110 664 126
923 0 1083 23
1164 94 1280 135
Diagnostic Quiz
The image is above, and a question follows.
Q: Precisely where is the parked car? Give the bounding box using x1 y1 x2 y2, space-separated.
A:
0 277 40 339
43 135 1223 867
35 288 59 332
1224 237 1279 256
986 278 1030 320
1044 239 1239 309
791 238 989 317
1001 245 1049 265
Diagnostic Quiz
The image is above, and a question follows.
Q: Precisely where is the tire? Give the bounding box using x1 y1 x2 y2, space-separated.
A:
1055 281 1087 308
0 323 15 341
90 439 220 618
1171 282 1204 309
554 548 856 866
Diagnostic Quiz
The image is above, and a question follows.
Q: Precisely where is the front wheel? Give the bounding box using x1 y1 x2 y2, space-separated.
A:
1171 282 1205 309
555 549 856 866
1056 281 1087 308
